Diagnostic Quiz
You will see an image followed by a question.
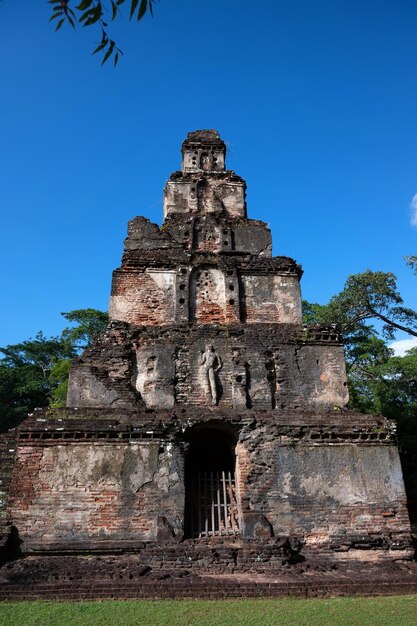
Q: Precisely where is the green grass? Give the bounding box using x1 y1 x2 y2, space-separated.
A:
0 596 417 626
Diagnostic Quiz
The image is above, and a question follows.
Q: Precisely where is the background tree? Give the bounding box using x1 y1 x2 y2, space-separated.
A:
0 332 75 432
60 309 110 350
304 270 417 339
0 309 108 432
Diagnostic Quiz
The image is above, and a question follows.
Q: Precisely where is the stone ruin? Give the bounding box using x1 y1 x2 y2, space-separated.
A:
0 130 413 572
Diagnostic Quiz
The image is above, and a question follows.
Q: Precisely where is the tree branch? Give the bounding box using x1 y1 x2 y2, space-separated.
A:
369 308 417 338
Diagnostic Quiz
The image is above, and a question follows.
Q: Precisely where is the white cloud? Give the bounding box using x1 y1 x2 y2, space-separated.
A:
410 194 417 226
389 337 417 356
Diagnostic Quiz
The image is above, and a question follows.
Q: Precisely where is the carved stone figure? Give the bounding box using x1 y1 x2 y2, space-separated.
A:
200 344 222 405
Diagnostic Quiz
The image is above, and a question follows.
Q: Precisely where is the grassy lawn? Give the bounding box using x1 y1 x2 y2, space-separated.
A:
0 596 416 626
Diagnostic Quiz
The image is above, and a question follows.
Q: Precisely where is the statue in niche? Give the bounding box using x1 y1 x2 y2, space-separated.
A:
200 344 223 405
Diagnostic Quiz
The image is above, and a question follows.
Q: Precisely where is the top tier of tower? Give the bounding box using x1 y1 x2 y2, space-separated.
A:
182 129 226 173
163 130 247 220
109 130 304 328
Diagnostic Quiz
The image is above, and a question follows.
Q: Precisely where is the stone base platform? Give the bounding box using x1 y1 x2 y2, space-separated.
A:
1 555 417 600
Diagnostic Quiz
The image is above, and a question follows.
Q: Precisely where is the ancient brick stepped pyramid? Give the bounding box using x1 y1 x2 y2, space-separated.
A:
1 130 412 568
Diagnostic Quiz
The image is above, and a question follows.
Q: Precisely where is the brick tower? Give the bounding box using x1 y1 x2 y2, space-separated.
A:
4 130 412 566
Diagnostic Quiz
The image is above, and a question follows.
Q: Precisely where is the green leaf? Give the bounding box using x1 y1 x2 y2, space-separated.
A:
111 1 118 20
79 9 94 23
114 52 119 66
130 0 139 19
49 12 62 22
76 0 93 10
93 4 103 21
92 41 108 55
55 18 65 31
79 5 102 25
137 0 147 21
101 42 115 65
67 15 76 28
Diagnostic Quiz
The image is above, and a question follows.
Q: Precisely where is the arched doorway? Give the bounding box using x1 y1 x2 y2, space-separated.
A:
184 424 241 538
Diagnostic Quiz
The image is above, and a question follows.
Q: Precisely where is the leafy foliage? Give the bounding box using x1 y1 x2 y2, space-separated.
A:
49 358 73 408
0 332 75 374
60 308 109 349
406 255 417 274
304 270 417 339
0 332 74 431
48 0 158 65
0 309 108 431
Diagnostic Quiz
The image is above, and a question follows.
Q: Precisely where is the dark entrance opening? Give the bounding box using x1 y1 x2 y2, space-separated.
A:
184 425 241 539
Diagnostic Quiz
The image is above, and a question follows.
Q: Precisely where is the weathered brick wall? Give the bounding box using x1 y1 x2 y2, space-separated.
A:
67 366 139 408
0 432 17 556
7 417 411 560
135 345 175 409
174 339 347 409
0 434 16 521
8 441 184 551
241 274 302 323
110 268 302 327
190 267 227 324
236 435 411 558
164 176 246 220
110 269 176 326
67 323 348 412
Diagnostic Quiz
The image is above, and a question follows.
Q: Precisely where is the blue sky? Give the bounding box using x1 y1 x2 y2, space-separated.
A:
1 0 416 348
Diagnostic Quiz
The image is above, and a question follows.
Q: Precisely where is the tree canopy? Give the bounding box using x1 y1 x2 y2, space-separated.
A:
0 309 108 431
303 270 417 339
60 308 110 349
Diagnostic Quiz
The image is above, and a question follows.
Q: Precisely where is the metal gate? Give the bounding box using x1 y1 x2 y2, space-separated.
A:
186 470 241 538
